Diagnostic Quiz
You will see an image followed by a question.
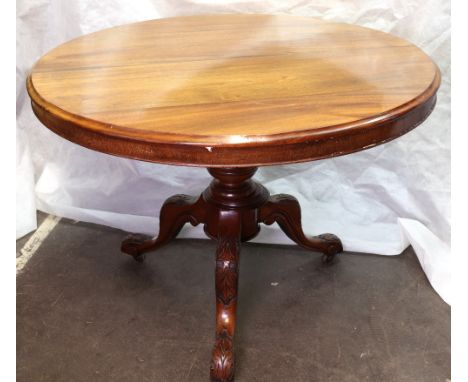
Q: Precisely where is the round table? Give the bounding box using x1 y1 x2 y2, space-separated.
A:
27 14 440 382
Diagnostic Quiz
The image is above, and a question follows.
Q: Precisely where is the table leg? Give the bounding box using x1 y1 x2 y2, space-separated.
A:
121 167 343 380
210 210 241 382
121 194 207 262
259 194 343 263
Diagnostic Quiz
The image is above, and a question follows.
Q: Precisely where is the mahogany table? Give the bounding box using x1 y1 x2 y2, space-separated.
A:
27 14 440 382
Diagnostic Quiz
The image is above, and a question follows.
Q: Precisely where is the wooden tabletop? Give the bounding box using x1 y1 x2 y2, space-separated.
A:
27 14 440 167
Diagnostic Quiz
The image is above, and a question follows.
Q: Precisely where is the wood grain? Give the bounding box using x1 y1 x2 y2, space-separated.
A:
27 14 440 166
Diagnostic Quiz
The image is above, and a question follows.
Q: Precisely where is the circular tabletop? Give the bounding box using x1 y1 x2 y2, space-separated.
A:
27 14 440 167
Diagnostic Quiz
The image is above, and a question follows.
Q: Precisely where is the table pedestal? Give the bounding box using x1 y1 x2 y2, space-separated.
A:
121 167 343 382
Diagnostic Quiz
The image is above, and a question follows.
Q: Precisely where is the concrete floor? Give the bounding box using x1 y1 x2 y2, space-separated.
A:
17 215 450 382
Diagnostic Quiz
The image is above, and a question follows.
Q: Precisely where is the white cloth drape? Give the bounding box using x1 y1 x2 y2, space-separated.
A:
16 0 451 304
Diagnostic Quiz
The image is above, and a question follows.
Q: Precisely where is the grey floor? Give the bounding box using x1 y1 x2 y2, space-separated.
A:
17 214 450 382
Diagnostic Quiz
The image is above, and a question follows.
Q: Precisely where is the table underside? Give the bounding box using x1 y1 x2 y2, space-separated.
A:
121 167 342 381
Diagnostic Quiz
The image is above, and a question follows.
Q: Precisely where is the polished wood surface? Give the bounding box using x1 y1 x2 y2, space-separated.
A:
27 14 440 166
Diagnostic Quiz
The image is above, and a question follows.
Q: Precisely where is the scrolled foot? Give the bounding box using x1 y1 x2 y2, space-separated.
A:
315 233 343 263
121 234 153 262
210 330 235 382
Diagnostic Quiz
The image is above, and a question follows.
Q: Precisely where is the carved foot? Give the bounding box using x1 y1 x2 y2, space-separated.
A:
121 234 151 262
121 194 206 261
314 233 343 263
259 194 343 263
210 211 241 382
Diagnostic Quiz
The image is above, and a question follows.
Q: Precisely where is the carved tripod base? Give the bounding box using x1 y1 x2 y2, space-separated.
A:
121 167 343 382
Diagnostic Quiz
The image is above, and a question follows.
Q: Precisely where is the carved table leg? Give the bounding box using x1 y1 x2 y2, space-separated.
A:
210 210 242 382
121 194 207 262
259 194 343 263
122 168 343 380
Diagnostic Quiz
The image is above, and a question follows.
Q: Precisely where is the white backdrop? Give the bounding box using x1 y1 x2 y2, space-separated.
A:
16 0 450 303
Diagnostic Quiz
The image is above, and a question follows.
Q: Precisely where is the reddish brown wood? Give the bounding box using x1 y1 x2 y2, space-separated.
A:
211 210 241 382
28 91 438 167
259 194 343 263
202 168 269 242
121 194 207 262
121 167 343 380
